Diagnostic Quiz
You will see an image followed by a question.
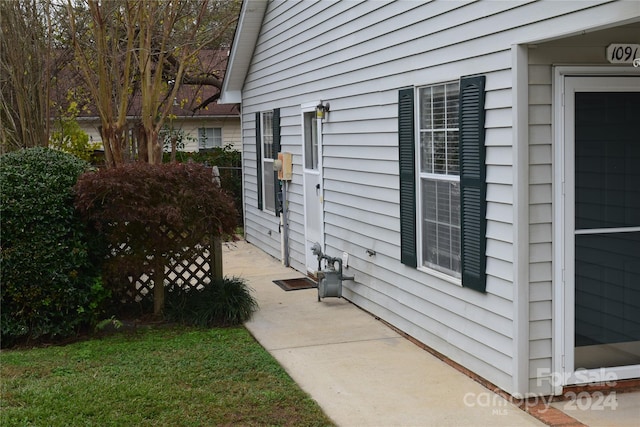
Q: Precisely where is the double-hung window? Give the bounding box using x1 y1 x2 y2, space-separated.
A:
399 76 487 292
418 82 461 277
261 111 275 212
198 127 222 149
256 109 281 215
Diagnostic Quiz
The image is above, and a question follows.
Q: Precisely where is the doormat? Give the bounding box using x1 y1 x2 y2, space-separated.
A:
273 277 317 291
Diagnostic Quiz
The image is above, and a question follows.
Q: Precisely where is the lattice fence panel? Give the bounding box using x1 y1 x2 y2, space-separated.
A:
108 226 219 303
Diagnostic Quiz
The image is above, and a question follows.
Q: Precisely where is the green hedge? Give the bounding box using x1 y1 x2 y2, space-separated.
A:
0 148 105 346
163 147 243 226
162 146 241 166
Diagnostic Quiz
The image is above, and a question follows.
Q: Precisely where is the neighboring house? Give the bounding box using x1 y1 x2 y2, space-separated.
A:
220 0 640 398
78 102 241 152
74 50 241 153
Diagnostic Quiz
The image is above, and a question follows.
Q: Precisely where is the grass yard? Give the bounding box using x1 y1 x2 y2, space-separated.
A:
0 326 335 426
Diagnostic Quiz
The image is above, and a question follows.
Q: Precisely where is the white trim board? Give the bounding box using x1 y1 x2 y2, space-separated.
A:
552 66 640 395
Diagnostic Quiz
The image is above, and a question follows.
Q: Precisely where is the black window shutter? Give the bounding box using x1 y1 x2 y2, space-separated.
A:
398 88 417 268
272 108 281 216
255 112 263 210
459 75 487 293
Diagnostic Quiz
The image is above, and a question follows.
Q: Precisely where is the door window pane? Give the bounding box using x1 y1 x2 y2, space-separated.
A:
574 90 640 369
575 92 640 229
575 232 640 368
304 112 318 170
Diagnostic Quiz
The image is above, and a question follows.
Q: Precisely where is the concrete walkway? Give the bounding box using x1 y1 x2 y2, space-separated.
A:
223 239 638 427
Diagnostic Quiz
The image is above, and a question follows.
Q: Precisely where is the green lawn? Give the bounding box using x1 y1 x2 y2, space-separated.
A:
0 327 335 426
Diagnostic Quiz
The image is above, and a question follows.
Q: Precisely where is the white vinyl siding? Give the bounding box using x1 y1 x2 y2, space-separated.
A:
243 0 519 393
524 22 640 395
238 0 638 396
526 62 554 395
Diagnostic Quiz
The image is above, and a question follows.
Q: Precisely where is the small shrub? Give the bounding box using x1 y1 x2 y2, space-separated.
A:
165 277 258 327
74 162 239 315
0 147 104 346
49 102 100 162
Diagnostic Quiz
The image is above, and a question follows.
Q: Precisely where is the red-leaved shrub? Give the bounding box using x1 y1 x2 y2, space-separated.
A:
74 162 238 315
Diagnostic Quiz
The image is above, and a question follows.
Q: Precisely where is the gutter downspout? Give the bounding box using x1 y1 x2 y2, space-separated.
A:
281 180 290 267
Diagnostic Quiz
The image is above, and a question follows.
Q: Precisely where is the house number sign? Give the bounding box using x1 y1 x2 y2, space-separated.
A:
606 43 639 64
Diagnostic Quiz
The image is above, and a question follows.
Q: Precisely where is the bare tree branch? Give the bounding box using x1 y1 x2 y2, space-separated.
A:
64 0 240 166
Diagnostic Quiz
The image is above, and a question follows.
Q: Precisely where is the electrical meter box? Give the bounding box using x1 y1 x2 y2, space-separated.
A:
277 152 293 181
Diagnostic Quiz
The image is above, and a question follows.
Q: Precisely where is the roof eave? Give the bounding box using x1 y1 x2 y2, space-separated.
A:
219 0 267 105
219 90 242 104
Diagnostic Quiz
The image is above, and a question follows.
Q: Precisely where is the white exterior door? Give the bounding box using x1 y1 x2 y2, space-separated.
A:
557 74 640 388
302 106 323 275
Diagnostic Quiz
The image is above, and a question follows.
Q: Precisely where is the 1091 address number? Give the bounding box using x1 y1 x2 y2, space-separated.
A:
606 44 639 64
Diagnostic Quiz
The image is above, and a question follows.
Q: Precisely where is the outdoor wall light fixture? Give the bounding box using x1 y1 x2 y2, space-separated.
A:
316 101 330 120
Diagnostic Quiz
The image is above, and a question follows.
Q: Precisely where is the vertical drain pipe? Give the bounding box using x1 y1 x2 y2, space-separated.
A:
276 153 291 268
281 180 290 267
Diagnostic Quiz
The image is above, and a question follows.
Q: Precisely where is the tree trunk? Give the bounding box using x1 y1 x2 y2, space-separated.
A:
99 125 115 168
153 257 165 317
212 236 223 280
148 129 162 165
99 123 129 168
136 123 148 163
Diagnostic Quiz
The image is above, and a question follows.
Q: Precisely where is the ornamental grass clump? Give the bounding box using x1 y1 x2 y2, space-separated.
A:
165 277 258 327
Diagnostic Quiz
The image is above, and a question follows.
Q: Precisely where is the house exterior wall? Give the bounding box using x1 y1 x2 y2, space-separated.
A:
526 23 640 395
78 116 242 152
239 0 640 396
